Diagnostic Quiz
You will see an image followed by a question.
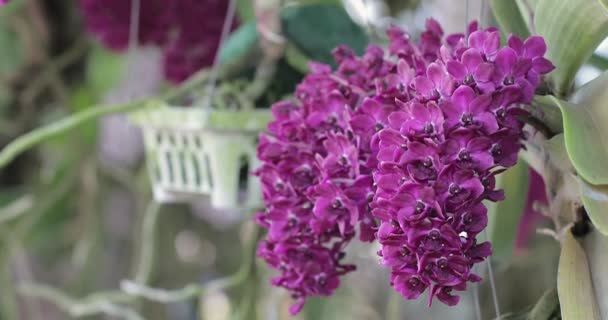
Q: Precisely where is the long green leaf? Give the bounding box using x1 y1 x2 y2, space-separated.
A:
557 232 601 320
218 22 259 65
578 180 608 236
490 0 530 38
588 54 608 71
529 288 559 320
236 0 255 21
542 134 573 173
0 21 23 80
583 230 608 319
550 72 608 184
281 4 368 65
486 160 529 264
531 95 564 134
534 0 608 96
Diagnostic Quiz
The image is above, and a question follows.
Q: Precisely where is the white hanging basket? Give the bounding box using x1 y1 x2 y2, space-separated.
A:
129 101 271 210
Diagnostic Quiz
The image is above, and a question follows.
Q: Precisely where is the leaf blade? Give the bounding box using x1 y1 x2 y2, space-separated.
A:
529 288 559 320
583 230 608 319
218 22 259 65
534 0 608 96
281 4 368 66
549 72 608 184
486 160 529 264
578 180 608 235
490 0 530 38
557 232 601 320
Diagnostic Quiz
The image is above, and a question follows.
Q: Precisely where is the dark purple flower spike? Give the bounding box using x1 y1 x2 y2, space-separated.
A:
256 19 554 314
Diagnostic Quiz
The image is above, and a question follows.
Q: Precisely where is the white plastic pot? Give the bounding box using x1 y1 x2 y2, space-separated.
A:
130 101 271 210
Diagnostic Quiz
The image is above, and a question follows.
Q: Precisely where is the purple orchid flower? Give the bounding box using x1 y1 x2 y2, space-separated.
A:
319 134 359 179
435 165 485 209
446 48 495 89
414 62 455 101
392 271 430 300
311 181 359 235
401 142 442 182
467 29 501 59
392 183 444 225
442 85 499 133
391 100 446 139
441 129 494 172
351 98 395 150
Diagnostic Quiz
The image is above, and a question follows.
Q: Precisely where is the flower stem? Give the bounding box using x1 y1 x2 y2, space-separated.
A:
134 201 161 285
18 283 144 320
121 221 260 303
0 67 210 171
0 250 20 320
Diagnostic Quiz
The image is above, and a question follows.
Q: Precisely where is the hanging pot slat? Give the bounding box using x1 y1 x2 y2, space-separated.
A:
130 101 271 210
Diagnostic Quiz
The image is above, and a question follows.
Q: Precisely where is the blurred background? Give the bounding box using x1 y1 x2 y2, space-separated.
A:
0 0 606 319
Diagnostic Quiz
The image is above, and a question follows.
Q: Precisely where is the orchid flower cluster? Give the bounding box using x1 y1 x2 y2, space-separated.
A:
79 0 235 83
255 19 553 314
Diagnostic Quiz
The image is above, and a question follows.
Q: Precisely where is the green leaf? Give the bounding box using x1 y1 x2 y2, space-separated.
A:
285 43 310 74
281 4 368 65
531 95 564 134
0 21 23 78
578 180 608 236
86 45 126 97
583 230 608 319
529 288 559 320
495 312 529 320
552 72 608 184
486 160 529 264
600 0 608 11
588 54 608 71
490 0 530 38
385 0 421 13
218 22 259 65
543 133 574 172
534 0 608 96
514 0 537 30
557 231 601 320
236 0 255 22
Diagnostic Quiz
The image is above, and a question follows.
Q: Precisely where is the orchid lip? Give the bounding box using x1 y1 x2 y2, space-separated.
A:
332 199 343 209
460 113 474 126
448 183 461 195
491 144 502 156
429 230 441 240
415 200 426 213
457 149 470 161
463 75 474 84
422 157 433 167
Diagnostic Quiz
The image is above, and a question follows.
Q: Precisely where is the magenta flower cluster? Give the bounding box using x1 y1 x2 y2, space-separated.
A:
78 0 236 83
256 20 553 314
